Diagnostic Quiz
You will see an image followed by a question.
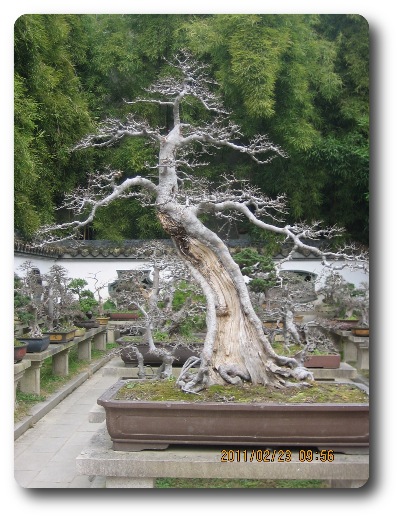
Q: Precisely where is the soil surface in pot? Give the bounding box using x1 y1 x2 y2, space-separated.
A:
115 379 369 404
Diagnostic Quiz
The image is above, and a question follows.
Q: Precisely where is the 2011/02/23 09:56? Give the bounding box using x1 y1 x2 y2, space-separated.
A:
220 449 335 462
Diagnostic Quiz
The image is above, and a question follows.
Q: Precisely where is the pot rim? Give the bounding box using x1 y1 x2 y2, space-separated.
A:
97 379 369 411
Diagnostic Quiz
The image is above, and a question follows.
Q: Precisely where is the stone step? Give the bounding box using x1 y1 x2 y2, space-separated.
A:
101 357 182 378
103 356 358 382
310 362 357 380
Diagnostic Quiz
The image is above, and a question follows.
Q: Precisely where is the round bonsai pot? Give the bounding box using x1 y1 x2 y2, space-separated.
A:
74 320 100 329
19 335 50 353
95 316 110 325
14 341 28 363
352 327 369 337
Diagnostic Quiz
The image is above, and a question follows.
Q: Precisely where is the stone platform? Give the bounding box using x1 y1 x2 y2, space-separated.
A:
101 356 183 378
76 424 369 488
103 355 357 381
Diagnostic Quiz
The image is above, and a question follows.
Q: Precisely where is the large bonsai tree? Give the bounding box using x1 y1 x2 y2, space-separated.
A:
36 51 368 392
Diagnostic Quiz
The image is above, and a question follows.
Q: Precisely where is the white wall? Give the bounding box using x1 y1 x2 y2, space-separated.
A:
14 255 152 300
278 259 369 290
14 254 369 300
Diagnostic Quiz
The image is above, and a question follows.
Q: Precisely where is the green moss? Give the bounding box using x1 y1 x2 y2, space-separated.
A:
116 379 368 404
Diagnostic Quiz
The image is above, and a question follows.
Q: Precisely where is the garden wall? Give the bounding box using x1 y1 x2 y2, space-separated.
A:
14 253 368 302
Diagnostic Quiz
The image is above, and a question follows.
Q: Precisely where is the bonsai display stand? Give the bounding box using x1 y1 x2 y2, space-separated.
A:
106 323 121 344
76 424 369 488
331 330 369 370
19 326 107 395
14 359 31 402
346 335 369 370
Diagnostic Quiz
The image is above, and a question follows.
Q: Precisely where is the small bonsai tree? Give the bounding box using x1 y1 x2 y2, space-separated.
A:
68 278 98 317
112 246 206 379
317 272 369 328
42 265 77 331
232 246 277 310
233 246 317 351
262 272 317 351
14 261 46 337
87 271 110 317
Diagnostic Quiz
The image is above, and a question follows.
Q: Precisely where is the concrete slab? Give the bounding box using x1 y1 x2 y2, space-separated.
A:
28 436 68 454
14 450 55 471
33 460 79 484
68 475 96 488
14 470 40 488
76 425 369 488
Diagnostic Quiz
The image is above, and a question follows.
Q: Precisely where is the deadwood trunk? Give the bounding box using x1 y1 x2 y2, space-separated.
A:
158 207 307 391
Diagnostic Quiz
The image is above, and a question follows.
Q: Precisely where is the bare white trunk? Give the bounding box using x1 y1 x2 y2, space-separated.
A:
158 208 312 391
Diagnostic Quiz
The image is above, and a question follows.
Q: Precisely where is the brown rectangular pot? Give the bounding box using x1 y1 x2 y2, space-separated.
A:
98 379 369 452
352 328 369 337
95 317 110 325
304 354 341 369
108 312 140 320
43 329 76 343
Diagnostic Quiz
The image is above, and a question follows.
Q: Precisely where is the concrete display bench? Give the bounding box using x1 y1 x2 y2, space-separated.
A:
19 326 107 395
332 330 369 370
106 322 122 344
14 359 31 402
77 424 369 488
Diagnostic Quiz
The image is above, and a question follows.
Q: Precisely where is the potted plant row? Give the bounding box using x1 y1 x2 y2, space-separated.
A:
316 273 369 337
14 263 95 351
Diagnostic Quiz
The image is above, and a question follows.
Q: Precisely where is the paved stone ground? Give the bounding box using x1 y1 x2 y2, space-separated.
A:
14 366 119 488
